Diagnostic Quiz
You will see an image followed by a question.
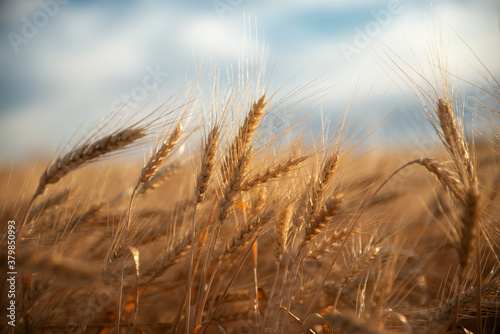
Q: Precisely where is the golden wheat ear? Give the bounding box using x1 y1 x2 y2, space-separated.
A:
20 127 146 236
195 124 220 205
36 127 146 198
135 121 182 194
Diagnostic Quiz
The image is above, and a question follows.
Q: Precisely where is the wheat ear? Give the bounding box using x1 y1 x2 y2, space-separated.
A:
136 162 181 195
195 125 220 205
115 122 182 331
136 122 182 193
458 181 481 272
112 122 182 261
218 148 253 224
196 95 266 326
342 245 380 287
222 95 267 181
144 232 192 283
410 158 465 204
221 210 275 261
302 194 343 248
20 128 145 236
305 153 339 226
307 227 360 260
36 128 146 198
241 156 308 192
420 280 498 328
234 94 267 158
437 98 473 179
274 206 292 262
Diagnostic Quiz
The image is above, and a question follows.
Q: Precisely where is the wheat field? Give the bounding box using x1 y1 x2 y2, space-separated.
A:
1 50 499 334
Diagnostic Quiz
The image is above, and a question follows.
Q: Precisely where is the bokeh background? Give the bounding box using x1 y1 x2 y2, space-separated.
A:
1 0 499 160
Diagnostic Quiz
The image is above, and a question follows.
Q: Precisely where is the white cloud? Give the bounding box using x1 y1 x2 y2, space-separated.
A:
1 1 498 159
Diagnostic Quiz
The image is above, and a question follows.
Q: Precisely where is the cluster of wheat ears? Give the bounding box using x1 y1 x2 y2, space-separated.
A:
1 49 499 334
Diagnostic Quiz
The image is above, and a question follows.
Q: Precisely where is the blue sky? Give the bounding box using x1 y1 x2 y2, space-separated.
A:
1 0 499 160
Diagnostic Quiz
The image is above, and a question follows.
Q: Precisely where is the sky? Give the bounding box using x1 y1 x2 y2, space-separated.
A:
0 0 499 160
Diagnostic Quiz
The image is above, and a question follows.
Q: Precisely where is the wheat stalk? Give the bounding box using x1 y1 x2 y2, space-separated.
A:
437 98 473 179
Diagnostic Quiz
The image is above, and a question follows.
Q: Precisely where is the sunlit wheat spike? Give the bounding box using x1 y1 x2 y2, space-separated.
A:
417 158 465 204
145 233 192 283
222 209 275 261
35 127 146 197
342 245 380 287
306 152 340 221
307 227 359 260
223 95 267 181
217 148 252 225
136 162 182 195
274 206 292 261
195 125 220 205
136 122 182 192
237 94 267 156
318 153 339 193
303 194 343 247
241 156 308 192
437 98 473 178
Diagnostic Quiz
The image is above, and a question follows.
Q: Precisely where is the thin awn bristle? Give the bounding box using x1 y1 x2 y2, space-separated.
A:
437 98 473 179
